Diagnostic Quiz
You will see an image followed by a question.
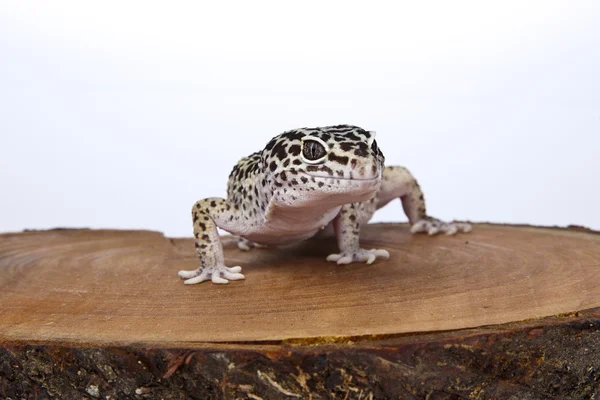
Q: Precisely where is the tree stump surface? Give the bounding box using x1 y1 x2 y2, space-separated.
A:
1 223 600 399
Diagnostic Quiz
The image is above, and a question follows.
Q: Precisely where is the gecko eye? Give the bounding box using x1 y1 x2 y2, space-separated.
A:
301 138 328 164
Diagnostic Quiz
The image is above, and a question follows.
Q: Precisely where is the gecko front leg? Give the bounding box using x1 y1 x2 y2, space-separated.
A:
178 198 246 284
378 166 471 235
326 203 390 265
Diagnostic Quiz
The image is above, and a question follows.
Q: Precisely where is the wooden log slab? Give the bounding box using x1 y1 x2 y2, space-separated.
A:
1 223 600 399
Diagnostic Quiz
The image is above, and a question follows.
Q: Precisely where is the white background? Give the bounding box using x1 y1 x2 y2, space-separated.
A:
1 1 599 237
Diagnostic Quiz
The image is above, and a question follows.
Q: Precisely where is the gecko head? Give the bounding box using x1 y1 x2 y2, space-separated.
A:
261 125 385 207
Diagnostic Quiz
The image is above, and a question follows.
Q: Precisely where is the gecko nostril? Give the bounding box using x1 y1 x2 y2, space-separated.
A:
350 159 358 170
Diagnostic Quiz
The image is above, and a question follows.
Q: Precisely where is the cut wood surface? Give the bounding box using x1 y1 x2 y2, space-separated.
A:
3 224 600 399
1 223 599 346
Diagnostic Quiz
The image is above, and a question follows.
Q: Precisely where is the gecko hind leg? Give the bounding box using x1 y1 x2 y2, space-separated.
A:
378 166 472 236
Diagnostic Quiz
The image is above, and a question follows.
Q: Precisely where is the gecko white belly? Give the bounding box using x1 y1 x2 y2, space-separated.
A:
242 205 342 246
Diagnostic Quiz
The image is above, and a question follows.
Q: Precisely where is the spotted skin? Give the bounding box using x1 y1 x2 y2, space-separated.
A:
178 125 470 284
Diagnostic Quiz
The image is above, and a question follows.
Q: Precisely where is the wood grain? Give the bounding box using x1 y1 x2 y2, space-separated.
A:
1 223 599 346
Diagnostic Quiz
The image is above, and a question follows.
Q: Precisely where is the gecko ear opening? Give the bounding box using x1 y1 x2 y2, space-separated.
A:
301 136 329 164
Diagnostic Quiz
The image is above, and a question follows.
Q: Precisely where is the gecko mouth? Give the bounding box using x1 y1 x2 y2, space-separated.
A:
302 173 381 182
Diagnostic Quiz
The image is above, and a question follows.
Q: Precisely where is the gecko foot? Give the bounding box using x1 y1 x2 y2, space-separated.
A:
236 237 267 252
326 249 390 265
178 265 245 284
411 218 472 236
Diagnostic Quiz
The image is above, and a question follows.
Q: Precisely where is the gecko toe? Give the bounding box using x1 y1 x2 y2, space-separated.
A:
427 226 440 235
184 274 209 284
326 254 342 262
336 256 354 265
444 225 458 235
178 269 199 279
211 275 229 284
374 249 390 258
222 271 245 280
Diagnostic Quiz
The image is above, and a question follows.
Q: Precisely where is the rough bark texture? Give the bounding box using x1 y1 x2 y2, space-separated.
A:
2 311 600 399
1 224 600 399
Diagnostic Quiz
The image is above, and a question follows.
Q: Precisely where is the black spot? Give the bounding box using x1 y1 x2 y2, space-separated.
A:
272 141 288 160
283 159 290 167
291 179 298 185
320 165 333 175
370 139 378 153
300 176 308 183
198 222 206 231
344 132 362 141
318 182 324 187
280 171 287 181
210 201 217 208
328 152 349 165
281 131 305 141
288 144 301 156
340 142 354 152
265 138 277 151
354 142 369 157
292 159 302 165
269 161 278 172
